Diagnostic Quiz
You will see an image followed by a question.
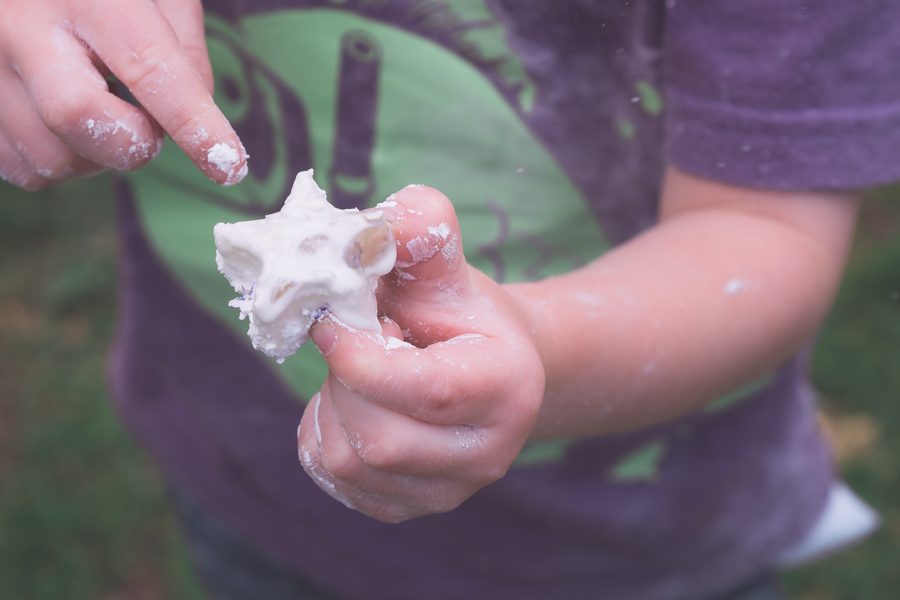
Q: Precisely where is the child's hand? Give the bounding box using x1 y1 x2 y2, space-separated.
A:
295 169 859 522
297 186 546 523
0 0 245 190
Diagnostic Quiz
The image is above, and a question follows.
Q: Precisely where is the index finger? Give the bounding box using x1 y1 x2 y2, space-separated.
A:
74 0 247 185
310 316 516 426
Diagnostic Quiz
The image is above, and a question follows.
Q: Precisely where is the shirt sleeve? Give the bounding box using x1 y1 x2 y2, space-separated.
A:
664 0 900 190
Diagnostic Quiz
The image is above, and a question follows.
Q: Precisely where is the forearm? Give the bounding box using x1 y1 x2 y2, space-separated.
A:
512 167 859 440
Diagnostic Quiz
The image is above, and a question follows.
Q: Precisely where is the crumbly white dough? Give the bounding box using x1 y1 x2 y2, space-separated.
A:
207 142 248 186
214 170 396 363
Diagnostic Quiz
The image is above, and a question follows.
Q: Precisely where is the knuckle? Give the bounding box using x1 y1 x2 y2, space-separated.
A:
40 94 93 135
181 43 211 68
359 436 404 471
318 439 359 482
119 41 174 94
338 353 394 401
167 109 203 149
421 376 460 421
180 39 207 57
337 347 368 375
424 395 454 422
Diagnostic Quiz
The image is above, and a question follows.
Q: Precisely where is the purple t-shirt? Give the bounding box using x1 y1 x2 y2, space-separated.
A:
109 1 900 598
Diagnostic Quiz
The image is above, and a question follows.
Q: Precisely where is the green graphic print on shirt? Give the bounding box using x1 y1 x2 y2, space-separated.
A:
126 9 611 445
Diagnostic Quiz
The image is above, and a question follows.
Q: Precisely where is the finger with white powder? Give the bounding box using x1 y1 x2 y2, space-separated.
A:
73 0 247 184
6 17 161 173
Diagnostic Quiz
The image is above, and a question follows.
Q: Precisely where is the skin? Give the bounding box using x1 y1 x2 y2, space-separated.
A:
1 2 860 525
300 170 859 523
0 0 246 190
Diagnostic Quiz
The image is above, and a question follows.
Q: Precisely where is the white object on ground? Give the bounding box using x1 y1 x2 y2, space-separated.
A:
214 170 396 363
774 481 880 569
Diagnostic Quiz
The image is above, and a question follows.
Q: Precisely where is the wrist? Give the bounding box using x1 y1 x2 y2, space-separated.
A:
502 280 569 439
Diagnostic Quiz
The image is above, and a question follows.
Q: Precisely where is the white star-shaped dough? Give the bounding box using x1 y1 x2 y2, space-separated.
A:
214 170 396 363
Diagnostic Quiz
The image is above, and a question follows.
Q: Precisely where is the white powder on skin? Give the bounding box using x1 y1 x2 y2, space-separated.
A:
440 235 459 261
385 336 414 350
405 236 438 264
450 425 485 452
403 222 455 265
576 292 601 306
207 142 248 185
312 393 324 445
427 223 451 239
83 115 160 168
724 278 749 295
214 170 396 363
299 394 366 511
440 333 487 345
207 142 238 171
36 165 74 179
13 142 58 180
190 125 209 146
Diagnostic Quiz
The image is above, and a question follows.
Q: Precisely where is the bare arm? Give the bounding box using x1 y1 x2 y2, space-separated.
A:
514 165 860 439
299 168 859 522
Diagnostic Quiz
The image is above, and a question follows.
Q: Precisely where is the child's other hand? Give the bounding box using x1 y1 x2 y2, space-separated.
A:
0 0 246 190
298 186 546 523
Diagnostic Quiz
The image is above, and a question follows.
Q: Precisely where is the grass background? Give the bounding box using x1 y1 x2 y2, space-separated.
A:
0 177 897 599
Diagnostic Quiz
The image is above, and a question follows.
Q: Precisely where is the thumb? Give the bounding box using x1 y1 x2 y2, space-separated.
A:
155 0 215 93
379 185 470 300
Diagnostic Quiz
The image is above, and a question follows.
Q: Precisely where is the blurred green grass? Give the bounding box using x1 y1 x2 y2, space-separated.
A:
784 186 900 600
0 178 897 599
0 178 203 600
